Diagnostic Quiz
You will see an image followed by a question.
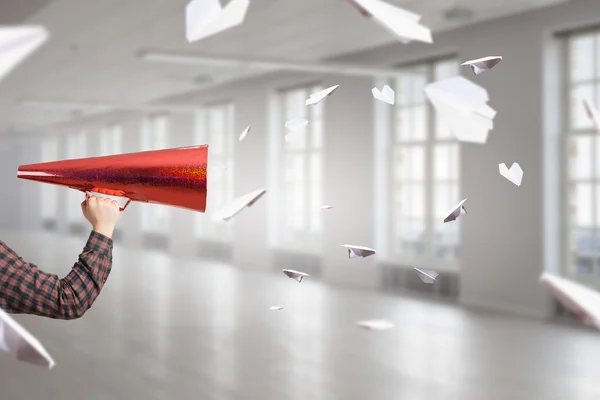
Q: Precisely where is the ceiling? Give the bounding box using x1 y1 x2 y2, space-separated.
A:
0 0 567 134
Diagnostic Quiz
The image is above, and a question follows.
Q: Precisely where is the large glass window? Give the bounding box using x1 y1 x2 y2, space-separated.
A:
194 103 235 240
390 58 460 269
565 30 600 279
270 84 324 250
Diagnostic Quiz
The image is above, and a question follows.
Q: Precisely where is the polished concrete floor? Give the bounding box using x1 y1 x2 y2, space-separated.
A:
1 231 599 400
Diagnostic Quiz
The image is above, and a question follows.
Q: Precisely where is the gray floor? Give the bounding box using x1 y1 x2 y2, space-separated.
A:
1 230 599 400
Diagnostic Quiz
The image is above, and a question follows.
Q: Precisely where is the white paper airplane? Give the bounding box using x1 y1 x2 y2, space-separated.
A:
461 56 503 75
582 97 600 132
355 319 395 331
185 0 250 43
0 307 55 368
239 125 250 141
305 85 339 106
424 76 496 144
321 205 333 210
269 306 284 311
285 117 309 132
212 188 266 222
282 269 309 283
541 272 600 330
498 162 523 186
0 26 49 84
341 244 376 259
443 198 467 223
348 0 432 44
372 84 395 105
414 267 438 284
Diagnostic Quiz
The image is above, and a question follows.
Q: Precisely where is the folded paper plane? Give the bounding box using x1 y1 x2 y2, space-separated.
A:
355 319 395 331
582 97 600 133
269 306 284 311
341 244 376 259
305 85 339 106
461 56 502 75
541 272 600 330
372 84 395 105
185 0 250 42
424 76 496 144
414 267 438 284
499 162 523 186
0 26 49 84
283 269 309 283
443 198 467 223
321 205 333 210
239 125 250 142
285 117 308 132
0 307 55 368
348 0 432 44
212 188 266 222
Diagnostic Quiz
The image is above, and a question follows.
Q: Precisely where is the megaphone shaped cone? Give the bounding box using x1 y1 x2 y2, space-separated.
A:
17 145 208 212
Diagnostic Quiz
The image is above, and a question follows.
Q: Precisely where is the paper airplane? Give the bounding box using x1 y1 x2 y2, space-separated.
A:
582 97 600 132
541 272 600 330
372 84 395 105
282 269 309 283
269 306 284 311
212 188 266 222
499 162 523 186
321 205 333 210
355 319 395 331
424 76 496 143
348 0 432 44
239 125 250 142
305 85 339 106
0 26 49 84
185 0 250 42
443 198 467 223
461 56 502 75
414 267 438 284
0 307 55 368
285 117 309 132
341 244 376 259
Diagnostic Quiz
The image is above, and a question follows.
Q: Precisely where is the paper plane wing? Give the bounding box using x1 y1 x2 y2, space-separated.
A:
348 0 432 44
186 0 249 42
212 188 266 221
0 26 49 84
355 319 395 330
499 162 523 186
341 244 376 258
582 97 600 132
285 117 309 132
305 85 339 105
414 267 438 284
541 272 600 330
239 125 251 141
461 56 503 75
282 269 309 283
0 307 55 368
372 84 395 105
443 198 467 223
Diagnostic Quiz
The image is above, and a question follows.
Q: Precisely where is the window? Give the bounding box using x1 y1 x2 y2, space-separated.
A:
40 137 59 221
99 124 123 156
193 103 235 240
66 131 87 223
269 84 324 250
389 58 460 269
564 30 600 280
140 115 170 233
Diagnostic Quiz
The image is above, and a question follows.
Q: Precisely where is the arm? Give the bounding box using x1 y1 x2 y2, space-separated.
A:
0 231 113 319
0 196 120 319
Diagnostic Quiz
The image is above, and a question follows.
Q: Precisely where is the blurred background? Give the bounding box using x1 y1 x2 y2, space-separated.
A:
1 0 600 399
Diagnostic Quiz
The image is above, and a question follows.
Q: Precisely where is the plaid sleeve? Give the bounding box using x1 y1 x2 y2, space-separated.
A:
0 231 113 319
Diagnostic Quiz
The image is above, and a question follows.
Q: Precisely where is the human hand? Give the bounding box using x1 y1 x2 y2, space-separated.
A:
81 196 120 238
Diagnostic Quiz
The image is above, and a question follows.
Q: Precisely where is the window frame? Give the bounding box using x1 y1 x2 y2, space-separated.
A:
561 29 600 286
387 57 461 271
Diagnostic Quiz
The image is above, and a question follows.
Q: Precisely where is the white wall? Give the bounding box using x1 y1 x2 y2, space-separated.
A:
8 0 600 319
